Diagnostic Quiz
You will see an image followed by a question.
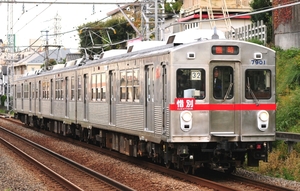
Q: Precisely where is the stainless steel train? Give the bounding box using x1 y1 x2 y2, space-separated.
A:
13 31 276 174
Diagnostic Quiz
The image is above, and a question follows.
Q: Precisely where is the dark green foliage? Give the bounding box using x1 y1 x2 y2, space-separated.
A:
250 0 273 43
164 0 183 14
78 17 136 55
276 48 300 132
247 38 264 45
250 0 272 23
1 95 6 106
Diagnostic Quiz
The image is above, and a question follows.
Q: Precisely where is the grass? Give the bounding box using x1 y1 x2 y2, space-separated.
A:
0 105 13 116
248 141 300 181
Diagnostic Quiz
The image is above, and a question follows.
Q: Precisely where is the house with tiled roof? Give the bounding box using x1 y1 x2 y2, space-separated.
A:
13 48 74 80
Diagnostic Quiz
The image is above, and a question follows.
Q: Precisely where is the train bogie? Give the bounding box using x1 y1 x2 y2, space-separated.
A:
14 33 276 173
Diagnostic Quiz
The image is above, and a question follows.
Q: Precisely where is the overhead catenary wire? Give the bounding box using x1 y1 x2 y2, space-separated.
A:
5 0 300 52
1 1 138 5
14 0 58 34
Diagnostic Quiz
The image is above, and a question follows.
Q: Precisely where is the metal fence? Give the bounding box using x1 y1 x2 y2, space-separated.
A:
226 20 267 45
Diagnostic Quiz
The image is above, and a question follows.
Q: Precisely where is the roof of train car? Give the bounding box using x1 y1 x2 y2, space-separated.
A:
15 39 275 82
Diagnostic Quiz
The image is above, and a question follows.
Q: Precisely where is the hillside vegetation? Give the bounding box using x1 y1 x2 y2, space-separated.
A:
253 47 300 181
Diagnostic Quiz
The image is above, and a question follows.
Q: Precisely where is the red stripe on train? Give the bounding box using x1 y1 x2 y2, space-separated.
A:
169 103 277 111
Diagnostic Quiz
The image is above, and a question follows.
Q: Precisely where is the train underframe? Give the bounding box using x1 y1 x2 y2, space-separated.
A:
17 114 270 174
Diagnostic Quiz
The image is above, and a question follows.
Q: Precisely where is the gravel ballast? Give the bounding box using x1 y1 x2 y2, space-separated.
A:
1 120 300 191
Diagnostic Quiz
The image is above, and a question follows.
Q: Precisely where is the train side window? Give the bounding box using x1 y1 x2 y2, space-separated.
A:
177 69 205 99
60 79 64 100
120 71 126 101
133 69 140 102
55 79 63 100
101 73 106 100
35 82 38 99
71 76 75 100
47 81 50 99
42 81 46 99
16 84 21 98
78 76 82 101
126 70 133 102
91 74 97 101
32 83 35 99
245 69 271 99
24 83 28 99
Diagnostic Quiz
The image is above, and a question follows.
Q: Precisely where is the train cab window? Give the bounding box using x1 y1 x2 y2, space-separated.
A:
213 67 234 99
245 69 271 99
177 69 205 99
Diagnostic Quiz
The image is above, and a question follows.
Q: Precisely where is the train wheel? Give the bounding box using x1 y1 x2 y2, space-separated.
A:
182 165 190 174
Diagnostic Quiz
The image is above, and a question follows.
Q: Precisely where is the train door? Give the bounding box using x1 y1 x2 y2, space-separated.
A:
14 85 16 109
65 77 68 117
162 65 167 134
29 82 32 111
50 79 53 114
145 65 154 132
83 74 88 120
210 63 237 136
109 70 116 126
21 83 24 110
38 81 41 113
31 82 35 113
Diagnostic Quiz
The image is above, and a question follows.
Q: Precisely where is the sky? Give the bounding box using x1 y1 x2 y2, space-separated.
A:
0 0 134 50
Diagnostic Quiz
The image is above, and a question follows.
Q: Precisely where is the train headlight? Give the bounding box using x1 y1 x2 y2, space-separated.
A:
180 111 193 132
181 111 192 122
257 110 269 131
259 111 269 122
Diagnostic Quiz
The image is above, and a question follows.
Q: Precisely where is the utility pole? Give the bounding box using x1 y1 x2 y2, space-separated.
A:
41 30 50 70
141 0 165 41
6 0 14 113
53 12 62 45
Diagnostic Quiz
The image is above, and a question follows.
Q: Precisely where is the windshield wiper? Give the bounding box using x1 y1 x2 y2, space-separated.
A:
247 77 259 106
223 82 233 101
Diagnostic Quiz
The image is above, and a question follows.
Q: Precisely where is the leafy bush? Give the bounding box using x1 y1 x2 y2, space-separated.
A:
276 48 300 132
259 142 300 181
247 38 264 45
1 95 6 106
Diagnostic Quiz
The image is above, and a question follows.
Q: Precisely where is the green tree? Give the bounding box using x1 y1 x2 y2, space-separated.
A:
250 0 273 44
78 17 136 56
164 0 183 14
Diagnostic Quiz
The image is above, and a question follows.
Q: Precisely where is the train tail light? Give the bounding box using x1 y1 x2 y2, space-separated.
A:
256 144 262 150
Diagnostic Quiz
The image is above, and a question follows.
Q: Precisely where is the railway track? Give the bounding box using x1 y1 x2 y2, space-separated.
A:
0 125 134 191
0 116 296 191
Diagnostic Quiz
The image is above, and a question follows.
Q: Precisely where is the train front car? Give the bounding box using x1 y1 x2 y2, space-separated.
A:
167 40 276 173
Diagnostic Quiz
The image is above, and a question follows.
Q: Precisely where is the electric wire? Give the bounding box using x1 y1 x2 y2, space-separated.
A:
14 0 58 34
